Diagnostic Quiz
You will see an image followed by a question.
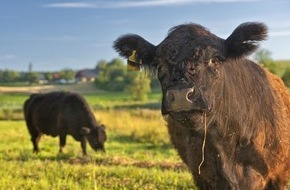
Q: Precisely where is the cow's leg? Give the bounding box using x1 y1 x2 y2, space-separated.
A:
26 124 41 153
59 134 66 153
80 138 87 156
31 131 42 153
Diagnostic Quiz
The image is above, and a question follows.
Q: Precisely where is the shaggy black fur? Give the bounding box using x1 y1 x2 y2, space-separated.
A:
114 22 290 190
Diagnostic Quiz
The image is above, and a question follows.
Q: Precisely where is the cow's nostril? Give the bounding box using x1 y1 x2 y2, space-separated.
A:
186 88 195 102
164 87 199 112
169 93 175 102
166 91 175 103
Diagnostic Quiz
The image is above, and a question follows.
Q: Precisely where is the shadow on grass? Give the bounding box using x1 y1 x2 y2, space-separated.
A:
108 133 171 148
2 147 186 171
1 148 76 162
1 132 183 171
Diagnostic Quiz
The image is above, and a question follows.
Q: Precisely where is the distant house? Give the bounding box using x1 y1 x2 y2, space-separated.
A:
37 73 48 84
75 69 98 83
51 72 63 84
52 72 61 81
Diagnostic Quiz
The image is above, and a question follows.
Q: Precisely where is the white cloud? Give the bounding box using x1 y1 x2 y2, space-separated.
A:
43 2 96 8
268 23 290 37
270 30 290 37
108 0 262 8
43 0 262 9
0 54 16 61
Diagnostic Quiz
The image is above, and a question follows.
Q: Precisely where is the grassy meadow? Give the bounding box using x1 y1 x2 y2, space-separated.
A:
0 91 197 190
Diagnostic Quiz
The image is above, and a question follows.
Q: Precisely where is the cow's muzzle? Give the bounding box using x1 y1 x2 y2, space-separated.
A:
94 144 106 153
163 86 209 113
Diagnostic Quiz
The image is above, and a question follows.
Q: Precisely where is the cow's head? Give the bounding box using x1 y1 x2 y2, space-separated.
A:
81 124 107 152
114 22 267 122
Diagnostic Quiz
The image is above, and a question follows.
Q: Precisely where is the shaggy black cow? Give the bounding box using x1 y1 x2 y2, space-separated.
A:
24 92 106 155
114 22 290 190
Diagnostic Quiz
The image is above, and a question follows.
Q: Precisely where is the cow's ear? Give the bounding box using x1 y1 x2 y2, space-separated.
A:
81 127 90 135
225 22 268 58
113 34 156 70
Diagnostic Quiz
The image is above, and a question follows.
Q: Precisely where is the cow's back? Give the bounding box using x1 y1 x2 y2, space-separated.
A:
25 92 96 138
57 93 97 138
24 92 67 136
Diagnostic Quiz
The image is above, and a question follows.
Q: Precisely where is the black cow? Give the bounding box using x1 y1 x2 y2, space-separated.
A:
114 22 290 190
24 92 106 155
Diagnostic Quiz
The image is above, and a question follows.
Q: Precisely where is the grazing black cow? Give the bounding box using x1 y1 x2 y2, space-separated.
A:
24 92 106 155
114 22 290 190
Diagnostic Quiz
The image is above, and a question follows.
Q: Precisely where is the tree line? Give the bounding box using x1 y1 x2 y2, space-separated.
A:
1 48 290 96
0 58 160 101
0 68 75 84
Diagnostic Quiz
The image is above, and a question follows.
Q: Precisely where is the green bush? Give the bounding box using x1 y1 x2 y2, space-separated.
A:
95 59 154 100
95 58 127 91
282 67 290 87
125 72 151 101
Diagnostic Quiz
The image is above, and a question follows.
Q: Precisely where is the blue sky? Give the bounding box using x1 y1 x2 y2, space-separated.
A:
0 0 290 71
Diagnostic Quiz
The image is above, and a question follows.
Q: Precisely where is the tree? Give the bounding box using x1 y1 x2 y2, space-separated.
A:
282 68 290 87
254 49 276 74
96 60 107 71
0 70 20 82
94 58 155 95
59 68 75 82
44 72 53 81
125 72 151 101
27 72 38 85
95 58 127 91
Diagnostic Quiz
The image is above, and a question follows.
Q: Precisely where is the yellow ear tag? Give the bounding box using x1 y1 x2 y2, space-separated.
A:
127 50 142 71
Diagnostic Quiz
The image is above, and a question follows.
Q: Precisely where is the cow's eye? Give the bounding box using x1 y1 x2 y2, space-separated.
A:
207 56 224 75
208 56 224 66
157 64 163 73
157 63 169 83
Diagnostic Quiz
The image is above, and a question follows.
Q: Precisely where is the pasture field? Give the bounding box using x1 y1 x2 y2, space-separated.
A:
0 92 197 190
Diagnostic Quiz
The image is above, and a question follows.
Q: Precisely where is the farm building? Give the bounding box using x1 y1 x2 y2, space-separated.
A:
75 69 98 83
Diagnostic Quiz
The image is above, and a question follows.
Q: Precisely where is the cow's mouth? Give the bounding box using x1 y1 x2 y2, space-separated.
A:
93 144 106 152
162 86 210 115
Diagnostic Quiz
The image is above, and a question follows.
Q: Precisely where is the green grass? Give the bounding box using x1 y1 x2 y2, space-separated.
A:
0 120 196 190
0 93 28 106
0 92 197 190
0 92 162 120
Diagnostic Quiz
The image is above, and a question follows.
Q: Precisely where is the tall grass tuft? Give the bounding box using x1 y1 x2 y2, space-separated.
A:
95 109 169 145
